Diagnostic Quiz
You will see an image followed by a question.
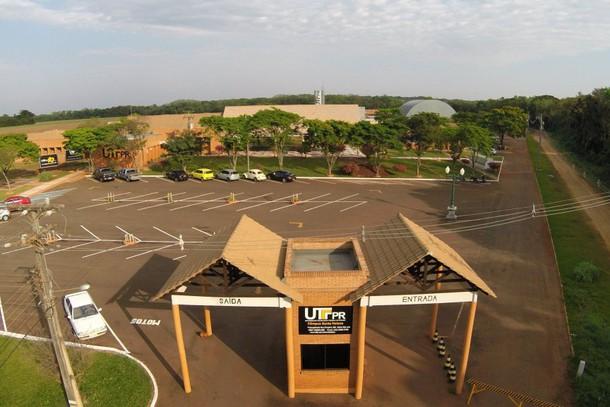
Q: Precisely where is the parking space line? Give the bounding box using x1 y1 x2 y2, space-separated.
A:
201 192 273 212
294 179 310 184
105 192 170 211
91 192 132 202
1 245 32 255
153 226 178 240
82 244 125 259
236 194 296 212
304 193 359 213
137 192 215 211
315 179 336 185
172 255 187 261
270 193 331 212
157 177 174 183
80 225 101 240
170 193 243 211
79 192 151 210
188 179 200 183
125 243 177 260
46 240 99 256
192 227 212 236
339 201 367 212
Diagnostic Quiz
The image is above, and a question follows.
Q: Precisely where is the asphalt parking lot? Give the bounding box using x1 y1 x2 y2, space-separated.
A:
0 139 572 406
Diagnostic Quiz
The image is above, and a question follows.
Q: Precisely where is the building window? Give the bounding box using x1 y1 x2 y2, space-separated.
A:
301 344 350 370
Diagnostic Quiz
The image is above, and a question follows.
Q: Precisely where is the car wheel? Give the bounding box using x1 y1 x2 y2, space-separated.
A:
282 178 286 183
1 215 8 221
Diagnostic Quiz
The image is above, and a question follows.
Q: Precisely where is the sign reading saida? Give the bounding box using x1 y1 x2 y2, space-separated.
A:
39 154 59 169
299 306 353 335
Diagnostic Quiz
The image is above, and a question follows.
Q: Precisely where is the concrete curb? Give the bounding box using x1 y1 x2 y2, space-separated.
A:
138 174 499 183
0 330 159 407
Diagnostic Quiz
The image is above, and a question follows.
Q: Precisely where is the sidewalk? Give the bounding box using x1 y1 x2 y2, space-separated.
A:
21 171 86 197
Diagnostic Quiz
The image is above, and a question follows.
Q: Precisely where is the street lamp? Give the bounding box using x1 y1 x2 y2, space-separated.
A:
446 165 465 220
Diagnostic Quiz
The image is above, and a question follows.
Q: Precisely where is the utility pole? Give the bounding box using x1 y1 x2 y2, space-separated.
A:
25 204 83 407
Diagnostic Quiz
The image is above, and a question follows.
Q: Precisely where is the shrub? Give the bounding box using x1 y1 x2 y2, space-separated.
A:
392 163 407 173
573 261 601 283
342 162 360 176
487 161 502 171
38 172 54 182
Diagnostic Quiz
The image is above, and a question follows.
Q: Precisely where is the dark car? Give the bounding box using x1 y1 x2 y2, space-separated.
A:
267 170 296 183
93 167 116 182
166 169 188 182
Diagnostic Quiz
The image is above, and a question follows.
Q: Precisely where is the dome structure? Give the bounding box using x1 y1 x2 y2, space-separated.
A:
399 99 456 118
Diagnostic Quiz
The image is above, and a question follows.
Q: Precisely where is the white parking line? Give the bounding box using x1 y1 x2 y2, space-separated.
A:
153 226 178 240
269 193 331 212
304 193 359 213
46 240 99 256
79 192 151 210
157 177 174 183
82 244 125 259
169 193 243 211
125 243 177 260
339 201 367 212
80 225 101 240
201 193 273 212
1 245 32 255
315 179 336 185
212 179 225 184
137 192 215 211
106 192 172 211
294 179 310 184
172 255 187 261
236 194 296 212
192 227 212 236
91 192 132 202
188 179 200 183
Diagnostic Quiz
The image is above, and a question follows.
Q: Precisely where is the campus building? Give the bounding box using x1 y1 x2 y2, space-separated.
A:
223 104 366 123
399 99 456 118
153 213 495 398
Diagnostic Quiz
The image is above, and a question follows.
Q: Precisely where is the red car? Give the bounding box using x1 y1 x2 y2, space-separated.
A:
3 195 31 209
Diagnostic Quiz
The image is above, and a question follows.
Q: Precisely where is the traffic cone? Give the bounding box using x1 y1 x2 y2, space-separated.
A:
437 339 446 357
444 355 452 369
432 331 439 343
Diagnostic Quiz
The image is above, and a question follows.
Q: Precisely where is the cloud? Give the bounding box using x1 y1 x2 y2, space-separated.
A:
2 0 610 63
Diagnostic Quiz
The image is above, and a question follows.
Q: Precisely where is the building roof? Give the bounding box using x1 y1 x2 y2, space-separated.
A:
223 104 366 123
152 215 302 301
399 99 456 118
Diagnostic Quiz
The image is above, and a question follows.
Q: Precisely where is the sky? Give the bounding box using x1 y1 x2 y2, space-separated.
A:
1 0 610 115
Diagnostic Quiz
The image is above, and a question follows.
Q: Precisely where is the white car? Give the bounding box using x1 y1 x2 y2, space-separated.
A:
0 207 9 222
63 291 107 340
243 169 267 182
216 169 240 182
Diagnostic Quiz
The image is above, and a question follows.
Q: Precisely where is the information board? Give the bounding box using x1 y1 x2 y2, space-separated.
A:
299 306 353 335
39 154 59 169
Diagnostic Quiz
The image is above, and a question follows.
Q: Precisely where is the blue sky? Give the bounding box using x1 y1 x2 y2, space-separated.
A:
1 0 609 114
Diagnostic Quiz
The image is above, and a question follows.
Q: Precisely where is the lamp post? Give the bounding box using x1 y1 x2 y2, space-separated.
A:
446 165 465 220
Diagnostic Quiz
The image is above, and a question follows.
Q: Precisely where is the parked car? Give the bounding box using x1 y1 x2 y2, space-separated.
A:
0 206 9 222
216 169 240 182
63 291 107 340
243 169 267 182
191 168 214 181
93 167 116 182
267 170 296 183
116 168 141 182
166 169 188 182
3 195 31 210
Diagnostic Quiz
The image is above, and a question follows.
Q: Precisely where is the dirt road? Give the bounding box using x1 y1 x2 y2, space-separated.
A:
538 131 610 250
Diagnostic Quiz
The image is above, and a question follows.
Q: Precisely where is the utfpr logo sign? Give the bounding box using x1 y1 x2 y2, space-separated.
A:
299 306 353 335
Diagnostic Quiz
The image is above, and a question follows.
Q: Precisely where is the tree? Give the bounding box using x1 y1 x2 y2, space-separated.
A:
304 119 352 176
0 133 39 189
486 106 528 148
407 113 444 177
350 121 400 177
375 108 410 141
63 127 115 172
161 130 203 171
200 116 248 170
249 108 302 169
115 116 150 169
441 124 492 169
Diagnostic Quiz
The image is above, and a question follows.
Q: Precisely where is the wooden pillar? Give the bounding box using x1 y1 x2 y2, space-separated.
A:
455 294 478 395
172 304 192 394
428 276 442 339
355 304 368 399
285 306 295 398
203 307 213 336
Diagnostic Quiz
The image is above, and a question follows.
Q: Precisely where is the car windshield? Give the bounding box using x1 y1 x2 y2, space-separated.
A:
126 169 136 174
73 304 98 319
101 169 113 173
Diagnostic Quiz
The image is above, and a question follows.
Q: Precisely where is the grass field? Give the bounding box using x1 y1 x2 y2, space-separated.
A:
147 155 491 179
0 336 152 407
527 135 610 406
0 118 120 135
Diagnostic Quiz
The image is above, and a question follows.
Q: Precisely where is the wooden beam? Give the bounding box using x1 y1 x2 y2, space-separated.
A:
428 272 442 339
285 306 295 398
172 304 192 394
355 305 368 399
456 294 478 394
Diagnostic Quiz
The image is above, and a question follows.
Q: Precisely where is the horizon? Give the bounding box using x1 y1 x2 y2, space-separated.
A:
1 0 609 115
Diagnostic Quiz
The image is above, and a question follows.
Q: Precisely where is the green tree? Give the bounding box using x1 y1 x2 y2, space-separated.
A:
116 116 150 169
441 124 493 169
407 113 444 177
304 119 352 176
0 134 39 189
249 108 302 169
350 121 400 177
487 106 528 148
200 116 248 170
161 130 202 171
63 127 115 172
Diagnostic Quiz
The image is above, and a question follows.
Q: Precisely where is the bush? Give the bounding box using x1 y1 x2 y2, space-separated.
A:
38 172 54 182
487 161 502 171
573 261 601 283
392 163 407 173
342 162 360 176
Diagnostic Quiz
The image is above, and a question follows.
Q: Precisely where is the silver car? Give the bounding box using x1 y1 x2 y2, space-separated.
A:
117 168 141 182
216 169 240 181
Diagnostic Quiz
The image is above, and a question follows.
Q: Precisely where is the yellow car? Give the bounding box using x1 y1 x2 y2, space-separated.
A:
190 168 214 181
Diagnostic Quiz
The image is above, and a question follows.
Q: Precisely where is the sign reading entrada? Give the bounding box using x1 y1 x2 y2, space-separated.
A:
362 291 476 307
299 306 353 335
